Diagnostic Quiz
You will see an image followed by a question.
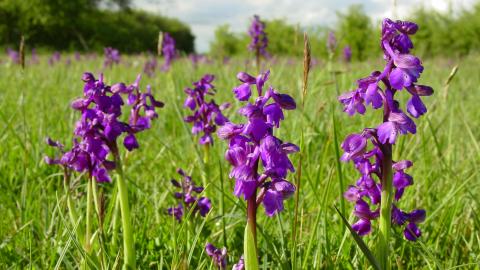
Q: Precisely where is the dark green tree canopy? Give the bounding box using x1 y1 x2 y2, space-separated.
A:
0 0 195 53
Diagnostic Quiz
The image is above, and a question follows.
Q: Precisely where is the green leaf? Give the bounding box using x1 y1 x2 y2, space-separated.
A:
334 206 381 270
244 223 259 270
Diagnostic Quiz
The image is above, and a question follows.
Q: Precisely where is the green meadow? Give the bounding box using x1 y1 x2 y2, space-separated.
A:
0 54 479 269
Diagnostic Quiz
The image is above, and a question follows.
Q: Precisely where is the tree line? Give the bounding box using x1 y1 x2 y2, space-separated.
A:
0 0 195 53
210 3 480 60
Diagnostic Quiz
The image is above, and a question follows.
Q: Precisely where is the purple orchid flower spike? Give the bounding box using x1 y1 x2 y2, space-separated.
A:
205 243 227 270
7 48 20 64
103 47 120 68
183 74 229 146
161 33 177 71
338 18 432 269
343 46 352 63
218 70 298 215
218 70 298 261
46 72 163 182
30 48 39 65
248 15 269 58
48 51 61 66
248 15 269 69
143 54 158 77
327 31 337 54
167 168 211 222
45 72 163 269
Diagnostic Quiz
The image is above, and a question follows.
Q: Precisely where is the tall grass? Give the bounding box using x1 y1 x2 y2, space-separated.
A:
0 54 478 268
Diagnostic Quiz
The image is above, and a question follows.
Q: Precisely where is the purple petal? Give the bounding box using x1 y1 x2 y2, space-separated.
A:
233 83 252 101
407 95 427 118
404 222 421 241
377 121 397 144
352 219 371 236
124 134 139 151
389 68 406 90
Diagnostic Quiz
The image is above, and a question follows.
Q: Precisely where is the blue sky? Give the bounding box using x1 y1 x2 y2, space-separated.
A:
134 0 476 52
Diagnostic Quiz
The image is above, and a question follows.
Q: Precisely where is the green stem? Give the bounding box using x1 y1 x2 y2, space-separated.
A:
111 192 120 246
63 168 80 234
203 144 209 164
247 195 257 249
115 155 136 269
378 143 393 270
332 70 345 217
218 159 227 248
92 180 106 269
85 177 93 253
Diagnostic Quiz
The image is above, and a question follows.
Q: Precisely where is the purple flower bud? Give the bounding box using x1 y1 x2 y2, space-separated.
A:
237 72 256 84
45 137 63 148
394 160 413 171
407 95 427 118
271 91 296 110
343 45 352 62
281 143 300 154
340 134 367 161
344 186 360 202
197 197 211 217
233 84 252 101
352 219 371 236
327 31 337 53
408 209 426 223
111 83 128 94
233 256 245 270
409 85 434 96
393 171 413 189
82 72 95 82
338 90 366 116
205 243 227 270
404 222 421 241
395 20 418 34
44 156 60 165
123 134 139 151
168 168 211 221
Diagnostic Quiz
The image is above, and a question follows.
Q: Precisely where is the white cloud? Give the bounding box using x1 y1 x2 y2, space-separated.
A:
133 0 477 52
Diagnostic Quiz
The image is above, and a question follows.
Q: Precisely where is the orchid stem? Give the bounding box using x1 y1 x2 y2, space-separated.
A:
378 143 393 270
115 154 136 269
85 177 93 255
63 168 80 236
247 196 257 249
203 144 209 164
111 191 120 246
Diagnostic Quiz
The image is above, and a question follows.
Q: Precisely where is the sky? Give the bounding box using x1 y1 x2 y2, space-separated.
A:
134 0 477 53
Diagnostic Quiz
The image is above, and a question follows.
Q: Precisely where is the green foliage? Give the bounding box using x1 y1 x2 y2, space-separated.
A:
209 3 480 60
410 3 480 58
261 19 302 56
209 25 245 60
0 54 479 268
0 0 194 53
244 223 259 270
336 5 378 61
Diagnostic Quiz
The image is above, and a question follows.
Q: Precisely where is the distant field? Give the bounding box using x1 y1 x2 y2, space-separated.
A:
0 54 479 269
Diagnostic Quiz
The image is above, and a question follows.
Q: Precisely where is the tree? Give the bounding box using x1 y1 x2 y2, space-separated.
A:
336 5 377 61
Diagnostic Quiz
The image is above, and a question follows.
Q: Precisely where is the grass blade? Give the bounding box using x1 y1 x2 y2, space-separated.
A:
244 223 259 270
334 206 381 270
